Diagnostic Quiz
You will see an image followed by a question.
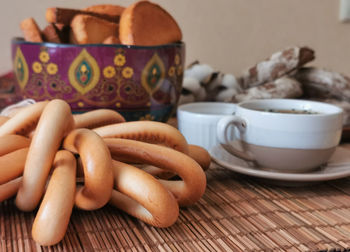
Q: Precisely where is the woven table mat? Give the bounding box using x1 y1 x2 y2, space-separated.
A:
1 167 350 251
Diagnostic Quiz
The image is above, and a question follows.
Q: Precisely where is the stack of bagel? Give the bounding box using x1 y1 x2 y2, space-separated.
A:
0 99 209 246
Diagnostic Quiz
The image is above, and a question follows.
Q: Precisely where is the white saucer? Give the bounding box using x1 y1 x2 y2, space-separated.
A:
209 144 350 183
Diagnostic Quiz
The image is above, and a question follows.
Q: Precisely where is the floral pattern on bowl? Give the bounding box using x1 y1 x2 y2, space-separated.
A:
12 38 185 122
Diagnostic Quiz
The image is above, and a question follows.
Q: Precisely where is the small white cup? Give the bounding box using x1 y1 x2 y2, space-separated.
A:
177 102 237 150
217 99 343 173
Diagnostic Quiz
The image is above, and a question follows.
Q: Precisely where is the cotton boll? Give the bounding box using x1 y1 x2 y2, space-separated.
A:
222 74 241 92
194 86 207 101
178 92 195 105
205 72 222 92
216 88 239 102
184 64 214 82
182 77 201 94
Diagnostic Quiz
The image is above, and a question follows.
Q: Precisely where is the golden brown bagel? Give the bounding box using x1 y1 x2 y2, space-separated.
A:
140 164 175 179
63 128 113 210
0 101 48 137
143 144 211 179
16 100 74 211
74 109 125 129
0 135 30 156
32 150 76 246
94 121 189 154
0 148 28 184
188 145 211 171
0 116 9 126
109 160 179 227
105 138 206 206
0 177 22 203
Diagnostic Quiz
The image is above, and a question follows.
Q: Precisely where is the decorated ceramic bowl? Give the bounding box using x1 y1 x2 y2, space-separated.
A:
11 38 185 122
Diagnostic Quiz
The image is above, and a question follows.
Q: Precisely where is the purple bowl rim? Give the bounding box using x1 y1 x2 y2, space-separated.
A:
12 37 185 49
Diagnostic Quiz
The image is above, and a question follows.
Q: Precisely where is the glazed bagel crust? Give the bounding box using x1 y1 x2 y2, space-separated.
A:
0 148 28 184
141 144 211 179
109 160 179 227
188 145 211 171
0 101 48 137
74 109 125 129
0 135 30 156
0 116 9 126
105 138 206 206
32 150 76 246
16 100 74 211
0 177 22 203
63 128 113 210
140 164 175 180
94 121 189 154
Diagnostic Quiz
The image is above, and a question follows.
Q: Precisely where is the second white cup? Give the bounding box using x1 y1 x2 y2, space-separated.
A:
177 102 237 151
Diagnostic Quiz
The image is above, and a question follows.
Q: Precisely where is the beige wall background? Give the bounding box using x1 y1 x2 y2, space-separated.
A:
0 0 349 78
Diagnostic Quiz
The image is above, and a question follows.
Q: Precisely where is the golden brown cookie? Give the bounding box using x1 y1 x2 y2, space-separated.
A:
54 24 70 43
20 18 43 43
83 4 125 18
42 24 61 43
70 14 118 44
119 1 182 46
42 23 70 43
103 35 120 44
46 7 81 25
46 7 120 25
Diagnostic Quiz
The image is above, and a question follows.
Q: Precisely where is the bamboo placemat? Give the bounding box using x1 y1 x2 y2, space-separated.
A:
1 166 350 251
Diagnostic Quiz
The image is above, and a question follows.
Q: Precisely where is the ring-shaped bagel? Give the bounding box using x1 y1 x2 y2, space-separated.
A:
94 121 189 154
32 150 76 246
0 101 48 137
109 160 179 227
0 116 9 126
16 99 74 211
104 138 206 206
188 145 211 171
142 144 211 179
74 109 125 129
0 135 31 156
63 128 113 210
0 148 28 184
0 177 22 203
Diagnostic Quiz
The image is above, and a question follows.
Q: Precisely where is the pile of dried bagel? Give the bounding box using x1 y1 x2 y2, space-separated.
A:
0 99 209 246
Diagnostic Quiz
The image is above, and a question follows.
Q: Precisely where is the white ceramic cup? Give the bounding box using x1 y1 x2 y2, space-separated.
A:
177 102 237 151
217 99 343 173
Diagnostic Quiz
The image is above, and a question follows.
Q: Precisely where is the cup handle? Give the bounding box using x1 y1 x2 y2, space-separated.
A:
217 115 255 161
